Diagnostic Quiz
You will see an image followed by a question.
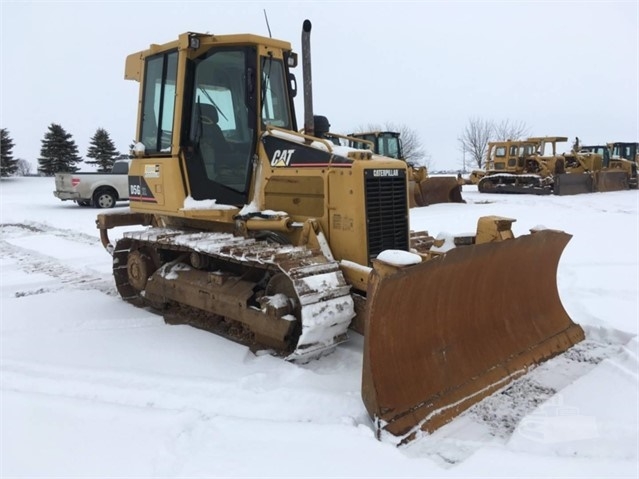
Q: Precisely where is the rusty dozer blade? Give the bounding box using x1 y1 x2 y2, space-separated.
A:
410 176 465 207
593 170 630 192
361 229 584 444
553 172 594 195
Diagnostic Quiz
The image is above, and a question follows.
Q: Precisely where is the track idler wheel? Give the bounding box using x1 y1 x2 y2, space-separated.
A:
113 238 158 307
478 177 495 193
127 250 155 291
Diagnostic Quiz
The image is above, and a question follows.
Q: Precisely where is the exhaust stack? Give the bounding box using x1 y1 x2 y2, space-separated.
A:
301 19 314 136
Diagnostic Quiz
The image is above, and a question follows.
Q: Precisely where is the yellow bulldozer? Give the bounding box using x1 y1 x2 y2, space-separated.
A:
97 21 584 444
473 136 631 195
306 126 464 208
580 143 638 189
346 131 465 207
599 142 638 189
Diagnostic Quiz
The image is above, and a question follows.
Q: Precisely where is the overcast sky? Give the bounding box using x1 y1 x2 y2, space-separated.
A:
1 1 637 171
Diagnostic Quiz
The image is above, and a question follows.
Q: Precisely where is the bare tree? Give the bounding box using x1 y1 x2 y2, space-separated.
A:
390 123 430 168
492 119 530 142
458 117 493 169
352 122 431 168
16 159 32 176
458 118 530 169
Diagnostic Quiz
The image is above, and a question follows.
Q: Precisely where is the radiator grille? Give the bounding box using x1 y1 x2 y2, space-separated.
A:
364 169 409 263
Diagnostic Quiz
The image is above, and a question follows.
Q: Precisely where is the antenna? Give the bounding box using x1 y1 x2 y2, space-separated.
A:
263 9 272 38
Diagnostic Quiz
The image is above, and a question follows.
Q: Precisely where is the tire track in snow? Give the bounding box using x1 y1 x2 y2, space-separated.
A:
1 358 367 427
0 222 117 297
0 222 101 245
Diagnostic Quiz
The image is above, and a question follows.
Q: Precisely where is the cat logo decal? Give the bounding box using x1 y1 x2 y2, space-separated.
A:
271 149 295 166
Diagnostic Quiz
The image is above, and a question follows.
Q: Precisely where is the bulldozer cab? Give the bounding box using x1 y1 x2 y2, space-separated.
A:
485 138 544 173
127 33 299 208
525 136 566 159
348 131 403 160
610 142 639 164
581 145 611 166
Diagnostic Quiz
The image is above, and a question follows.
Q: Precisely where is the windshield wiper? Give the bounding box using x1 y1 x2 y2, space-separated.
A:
261 54 273 117
198 87 228 122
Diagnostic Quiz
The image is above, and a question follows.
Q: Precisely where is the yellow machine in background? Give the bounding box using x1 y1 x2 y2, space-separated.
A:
580 142 638 189
97 21 584 444
347 131 465 207
473 136 630 195
605 142 637 188
307 126 465 208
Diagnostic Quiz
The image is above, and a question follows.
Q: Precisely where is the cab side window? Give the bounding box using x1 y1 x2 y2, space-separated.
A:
140 51 178 153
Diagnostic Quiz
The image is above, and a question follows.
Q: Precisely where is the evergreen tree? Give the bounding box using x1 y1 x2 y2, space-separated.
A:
1 128 19 177
86 128 120 172
37 123 83 176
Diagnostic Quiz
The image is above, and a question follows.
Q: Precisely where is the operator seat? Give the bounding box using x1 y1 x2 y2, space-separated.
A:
198 103 232 178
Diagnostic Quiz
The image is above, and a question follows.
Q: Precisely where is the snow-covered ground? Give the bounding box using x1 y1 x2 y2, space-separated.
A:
1 177 637 478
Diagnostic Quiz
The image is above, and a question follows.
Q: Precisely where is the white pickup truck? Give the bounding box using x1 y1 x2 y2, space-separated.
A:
53 160 130 208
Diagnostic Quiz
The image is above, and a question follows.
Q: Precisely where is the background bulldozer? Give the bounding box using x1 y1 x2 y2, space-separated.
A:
347 131 465 207
604 141 639 188
474 136 631 195
580 143 638 189
310 126 464 208
96 21 584 444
